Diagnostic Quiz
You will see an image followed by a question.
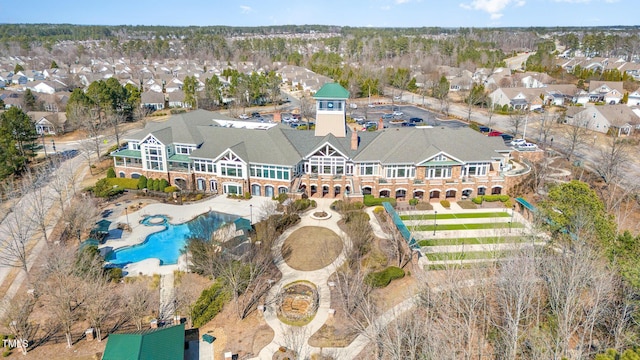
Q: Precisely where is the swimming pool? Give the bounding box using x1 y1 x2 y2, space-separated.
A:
106 211 238 266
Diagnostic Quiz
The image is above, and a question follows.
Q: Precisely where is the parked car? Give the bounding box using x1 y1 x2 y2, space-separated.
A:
518 142 538 150
500 133 514 141
488 131 503 137
510 138 527 146
367 103 376 108
251 112 261 118
382 113 394 119
239 114 250 120
409 117 423 123
365 121 377 128
292 114 301 120
349 103 358 109
402 122 417 127
478 126 490 132
393 111 403 117
353 116 366 124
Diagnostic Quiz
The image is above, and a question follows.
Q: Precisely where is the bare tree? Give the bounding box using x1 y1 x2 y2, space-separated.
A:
298 94 315 130
23 170 54 243
278 325 310 360
0 295 38 355
596 136 630 186
492 250 537 360
83 273 119 341
538 244 608 359
536 112 557 146
509 111 527 137
40 246 86 348
122 278 159 330
562 112 591 162
62 197 100 244
0 201 35 278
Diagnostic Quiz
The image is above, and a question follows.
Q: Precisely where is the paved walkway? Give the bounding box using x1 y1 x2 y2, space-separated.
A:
251 198 350 360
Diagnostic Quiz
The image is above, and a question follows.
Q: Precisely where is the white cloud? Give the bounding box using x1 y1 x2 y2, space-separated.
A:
240 5 252 14
459 0 525 19
395 0 411 3
381 5 391 10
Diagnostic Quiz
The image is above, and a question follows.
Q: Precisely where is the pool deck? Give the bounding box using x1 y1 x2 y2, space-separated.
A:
99 195 273 276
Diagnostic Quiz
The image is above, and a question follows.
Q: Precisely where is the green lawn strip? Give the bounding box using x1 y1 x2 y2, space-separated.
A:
426 250 518 261
409 222 525 231
400 212 510 221
418 236 524 247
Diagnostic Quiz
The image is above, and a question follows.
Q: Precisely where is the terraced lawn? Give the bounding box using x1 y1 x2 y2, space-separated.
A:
418 236 524 247
400 212 511 221
425 250 519 261
409 222 524 231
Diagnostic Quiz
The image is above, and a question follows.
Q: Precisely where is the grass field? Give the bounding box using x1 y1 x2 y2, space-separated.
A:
418 236 524 247
400 212 511 221
409 222 524 231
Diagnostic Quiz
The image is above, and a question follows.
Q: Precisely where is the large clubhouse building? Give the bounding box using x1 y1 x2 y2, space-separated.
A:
111 83 515 201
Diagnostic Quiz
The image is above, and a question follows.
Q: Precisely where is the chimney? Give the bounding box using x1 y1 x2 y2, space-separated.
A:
378 118 384 131
351 130 358 150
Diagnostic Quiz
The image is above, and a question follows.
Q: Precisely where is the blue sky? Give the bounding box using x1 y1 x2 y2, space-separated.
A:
0 0 635 28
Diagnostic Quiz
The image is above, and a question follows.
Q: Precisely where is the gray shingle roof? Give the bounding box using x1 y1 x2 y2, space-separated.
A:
125 110 508 166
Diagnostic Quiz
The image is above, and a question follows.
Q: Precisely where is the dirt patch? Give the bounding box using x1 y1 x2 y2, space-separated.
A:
282 227 343 271
202 303 274 359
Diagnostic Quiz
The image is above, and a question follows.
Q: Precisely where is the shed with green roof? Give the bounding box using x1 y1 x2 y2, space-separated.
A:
102 323 185 360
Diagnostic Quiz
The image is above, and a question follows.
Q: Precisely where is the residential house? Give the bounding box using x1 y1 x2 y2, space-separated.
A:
33 113 64 135
141 91 165 111
168 90 189 108
588 81 624 104
567 104 640 135
627 87 640 106
112 83 516 201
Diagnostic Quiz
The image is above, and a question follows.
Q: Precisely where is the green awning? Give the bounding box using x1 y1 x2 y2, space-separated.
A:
111 149 142 158
168 154 191 163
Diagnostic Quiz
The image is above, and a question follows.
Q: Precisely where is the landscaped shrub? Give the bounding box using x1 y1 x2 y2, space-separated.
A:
504 199 513 209
440 199 451 208
159 179 169 192
457 200 478 209
344 210 370 223
107 267 123 282
191 281 229 328
365 266 405 288
363 194 397 207
275 192 289 204
291 198 314 212
415 202 433 210
106 167 116 178
195 194 203 201
373 206 385 215
164 186 178 193
170 108 186 115
331 200 365 212
472 196 483 205
137 175 147 189
244 192 252 200
408 198 419 206
480 194 510 202
275 213 301 233
2 350 12 357
153 179 161 191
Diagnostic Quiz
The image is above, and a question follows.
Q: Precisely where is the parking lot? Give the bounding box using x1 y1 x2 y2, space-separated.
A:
349 104 468 130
